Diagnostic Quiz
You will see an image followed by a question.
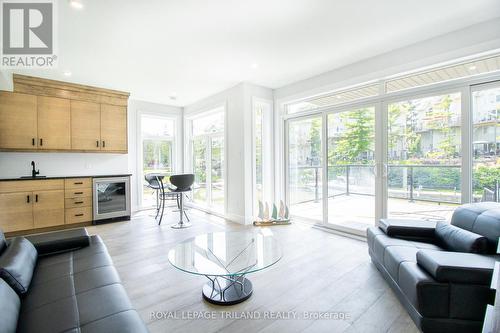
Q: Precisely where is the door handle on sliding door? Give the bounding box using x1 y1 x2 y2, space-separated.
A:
373 163 388 178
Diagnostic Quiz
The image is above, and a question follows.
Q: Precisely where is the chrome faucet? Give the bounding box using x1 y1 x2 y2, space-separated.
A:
31 161 40 178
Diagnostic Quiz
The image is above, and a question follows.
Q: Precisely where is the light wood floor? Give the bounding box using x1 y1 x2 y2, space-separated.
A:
87 209 420 333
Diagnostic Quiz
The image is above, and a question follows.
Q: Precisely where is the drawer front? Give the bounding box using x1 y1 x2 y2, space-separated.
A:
65 196 92 208
0 179 64 193
64 178 92 190
65 206 93 224
65 187 92 198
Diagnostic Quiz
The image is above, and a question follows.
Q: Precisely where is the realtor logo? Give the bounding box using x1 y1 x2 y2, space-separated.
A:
1 0 57 68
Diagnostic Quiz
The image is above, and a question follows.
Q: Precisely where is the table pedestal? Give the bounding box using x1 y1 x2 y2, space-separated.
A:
202 276 253 305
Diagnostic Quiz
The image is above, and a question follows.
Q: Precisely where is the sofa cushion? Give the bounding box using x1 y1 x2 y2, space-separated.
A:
25 228 90 256
0 279 20 333
367 227 443 268
0 229 7 255
435 222 488 253
451 202 500 253
0 237 38 295
416 250 496 285
383 246 420 282
379 219 437 241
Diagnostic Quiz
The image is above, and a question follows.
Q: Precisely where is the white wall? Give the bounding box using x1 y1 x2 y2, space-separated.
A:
184 82 273 224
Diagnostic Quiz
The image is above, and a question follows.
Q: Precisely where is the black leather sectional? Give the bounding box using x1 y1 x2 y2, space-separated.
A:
367 202 500 333
0 228 149 333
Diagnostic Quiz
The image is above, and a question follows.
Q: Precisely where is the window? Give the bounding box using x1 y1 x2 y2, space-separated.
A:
253 99 273 215
141 115 175 207
387 92 462 221
188 108 225 212
282 53 500 235
286 84 379 114
472 85 500 203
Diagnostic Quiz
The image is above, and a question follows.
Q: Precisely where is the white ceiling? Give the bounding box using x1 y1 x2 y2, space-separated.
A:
8 0 500 106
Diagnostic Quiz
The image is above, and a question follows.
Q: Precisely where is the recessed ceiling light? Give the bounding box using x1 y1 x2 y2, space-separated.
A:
251 63 259 69
468 65 477 71
69 0 83 9
63 71 72 76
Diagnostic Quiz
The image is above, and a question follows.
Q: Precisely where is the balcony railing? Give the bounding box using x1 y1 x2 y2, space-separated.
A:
289 164 464 205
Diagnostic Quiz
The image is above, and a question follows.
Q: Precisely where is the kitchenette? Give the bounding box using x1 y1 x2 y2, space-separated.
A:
0 171 131 236
0 75 132 236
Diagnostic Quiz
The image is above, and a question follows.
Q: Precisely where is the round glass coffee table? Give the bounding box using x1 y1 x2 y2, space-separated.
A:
168 230 282 305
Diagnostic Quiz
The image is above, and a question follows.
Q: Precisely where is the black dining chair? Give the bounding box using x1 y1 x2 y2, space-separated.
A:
144 174 163 219
168 174 195 229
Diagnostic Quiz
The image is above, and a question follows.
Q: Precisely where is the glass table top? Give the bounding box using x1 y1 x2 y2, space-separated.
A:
168 230 282 277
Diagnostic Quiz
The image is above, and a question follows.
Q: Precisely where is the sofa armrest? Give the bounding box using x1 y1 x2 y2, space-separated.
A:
24 228 90 256
378 218 437 242
416 249 497 285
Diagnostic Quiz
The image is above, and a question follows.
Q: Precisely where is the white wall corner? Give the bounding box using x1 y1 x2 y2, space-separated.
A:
0 71 13 91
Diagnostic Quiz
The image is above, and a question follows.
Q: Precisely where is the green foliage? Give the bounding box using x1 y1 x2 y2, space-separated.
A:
330 108 374 164
309 118 322 163
143 140 172 171
193 139 207 183
474 165 500 191
388 166 460 189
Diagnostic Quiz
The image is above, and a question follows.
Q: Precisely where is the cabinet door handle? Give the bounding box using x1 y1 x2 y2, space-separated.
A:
39 138 43 146
74 191 83 195
35 194 38 202
74 201 83 204
75 213 84 217
32 138 35 146
102 140 105 148
96 140 99 147
26 195 30 203
74 182 83 185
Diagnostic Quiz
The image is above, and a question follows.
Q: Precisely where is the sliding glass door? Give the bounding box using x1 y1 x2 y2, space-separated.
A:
284 79 500 234
472 83 500 203
327 107 376 231
287 116 323 222
386 92 462 221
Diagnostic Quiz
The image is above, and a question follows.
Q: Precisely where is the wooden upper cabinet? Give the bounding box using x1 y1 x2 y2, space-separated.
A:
71 100 101 150
37 96 71 150
100 104 127 152
33 189 65 228
0 75 129 153
0 92 37 149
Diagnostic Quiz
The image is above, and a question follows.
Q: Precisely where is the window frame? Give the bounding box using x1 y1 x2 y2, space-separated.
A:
280 70 500 236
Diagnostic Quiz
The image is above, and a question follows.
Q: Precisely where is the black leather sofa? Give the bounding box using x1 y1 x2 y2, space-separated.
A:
0 228 149 333
367 202 500 333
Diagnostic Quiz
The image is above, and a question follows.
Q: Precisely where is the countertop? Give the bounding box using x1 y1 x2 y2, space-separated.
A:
0 174 132 181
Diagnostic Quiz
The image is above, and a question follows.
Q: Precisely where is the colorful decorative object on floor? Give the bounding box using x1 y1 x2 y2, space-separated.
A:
254 200 291 226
